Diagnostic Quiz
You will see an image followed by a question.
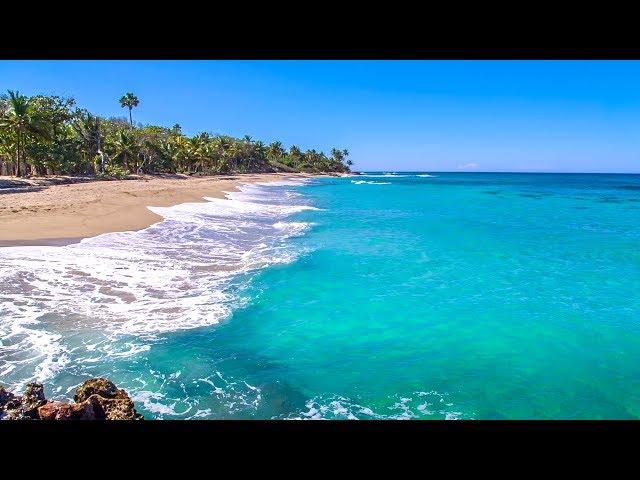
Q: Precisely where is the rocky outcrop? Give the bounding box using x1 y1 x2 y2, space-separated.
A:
0 384 19 420
0 384 15 407
73 378 143 420
0 378 143 420
0 382 47 420
37 397 104 420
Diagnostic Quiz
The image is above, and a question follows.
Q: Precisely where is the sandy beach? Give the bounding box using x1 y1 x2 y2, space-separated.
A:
0 173 315 246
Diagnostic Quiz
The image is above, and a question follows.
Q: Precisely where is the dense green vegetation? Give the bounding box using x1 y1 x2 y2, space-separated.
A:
0 90 352 178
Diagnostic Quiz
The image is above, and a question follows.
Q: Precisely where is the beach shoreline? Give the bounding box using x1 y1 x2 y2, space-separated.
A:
0 173 325 247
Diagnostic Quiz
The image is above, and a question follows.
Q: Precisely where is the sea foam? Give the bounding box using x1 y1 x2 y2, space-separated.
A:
351 180 391 185
0 178 316 392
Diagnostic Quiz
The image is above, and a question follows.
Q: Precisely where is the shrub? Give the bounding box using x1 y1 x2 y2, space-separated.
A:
103 164 129 179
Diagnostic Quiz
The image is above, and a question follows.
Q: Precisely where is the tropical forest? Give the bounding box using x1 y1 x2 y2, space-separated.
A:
0 91 352 178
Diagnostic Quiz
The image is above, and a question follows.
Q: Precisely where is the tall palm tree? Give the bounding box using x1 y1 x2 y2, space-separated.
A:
331 147 344 163
119 92 140 127
344 150 351 169
0 90 51 176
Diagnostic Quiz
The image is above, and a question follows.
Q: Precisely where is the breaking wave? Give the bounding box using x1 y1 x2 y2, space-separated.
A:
0 177 316 392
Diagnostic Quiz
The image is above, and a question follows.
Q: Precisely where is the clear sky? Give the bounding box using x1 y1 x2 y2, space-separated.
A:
2 60 640 173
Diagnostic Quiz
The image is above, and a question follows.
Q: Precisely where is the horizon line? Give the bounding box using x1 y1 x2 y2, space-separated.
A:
354 170 640 175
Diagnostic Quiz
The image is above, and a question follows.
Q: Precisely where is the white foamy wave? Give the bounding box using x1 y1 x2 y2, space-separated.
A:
351 180 391 185
273 221 313 237
253 177 312 187
0 301 70 392
132 390 185 416
417 174 436 177
148 198 319 224
280 391 466 420
129 370 264 419
0 180 317 390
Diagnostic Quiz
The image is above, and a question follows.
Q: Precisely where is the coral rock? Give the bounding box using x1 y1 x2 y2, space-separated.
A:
0 384 15 408
38 401 73 420
1 378 143 420
74 378 143 420
1 383 47 420
38 398 103 420
74 378 121 403
22 383 47 418
0 385 17 420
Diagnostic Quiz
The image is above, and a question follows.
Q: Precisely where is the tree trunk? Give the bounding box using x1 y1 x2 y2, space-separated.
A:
129 108 133 126
97 149 105 174
96 129 105 173
15 131 21 177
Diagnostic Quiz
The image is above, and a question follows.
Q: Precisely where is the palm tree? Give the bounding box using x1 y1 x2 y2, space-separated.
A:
110 129 139 172
330 147 344 164
212 136 231 172
172 135 190 172
0 90 51 176
119 92 140 127
73 112 104 173
289 145 302 158
268 141 285 159
190 133 211 173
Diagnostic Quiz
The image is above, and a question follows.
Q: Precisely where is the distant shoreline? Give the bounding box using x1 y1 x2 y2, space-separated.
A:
0 173 341 247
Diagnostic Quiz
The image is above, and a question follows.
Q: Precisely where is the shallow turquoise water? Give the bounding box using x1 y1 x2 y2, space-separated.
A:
2 172 639 419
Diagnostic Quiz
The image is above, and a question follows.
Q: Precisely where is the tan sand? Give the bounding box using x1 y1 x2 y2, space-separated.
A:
0 173 316 246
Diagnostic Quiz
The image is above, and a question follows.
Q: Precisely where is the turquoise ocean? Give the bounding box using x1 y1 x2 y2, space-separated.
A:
1 172 639 419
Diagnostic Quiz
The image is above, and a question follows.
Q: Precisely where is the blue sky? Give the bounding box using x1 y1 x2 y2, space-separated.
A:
2 60 640 172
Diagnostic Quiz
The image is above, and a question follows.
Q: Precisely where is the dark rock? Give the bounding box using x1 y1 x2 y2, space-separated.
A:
0 384 15 409
38 397 103 420
37 401 73 420
0 378 143 420
3 402 31 420
85 394 142 420
74 378 120 403
22 383 47 418
74 396 105 420
1 385 22 420
1 383 47 420
74 378 143 420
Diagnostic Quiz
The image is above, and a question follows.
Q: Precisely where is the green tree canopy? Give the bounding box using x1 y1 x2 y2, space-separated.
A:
0 90 352 177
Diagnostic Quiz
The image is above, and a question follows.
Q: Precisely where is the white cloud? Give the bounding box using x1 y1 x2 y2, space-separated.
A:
457 163 479 170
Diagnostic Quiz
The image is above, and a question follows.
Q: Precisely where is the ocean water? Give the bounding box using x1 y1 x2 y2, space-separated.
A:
1 172 639 419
